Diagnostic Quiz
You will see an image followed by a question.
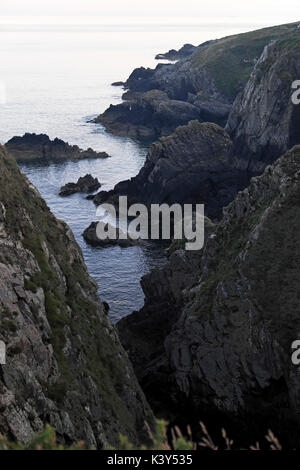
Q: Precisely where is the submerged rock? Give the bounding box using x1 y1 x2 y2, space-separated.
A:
111 81 125 87
5 133 110 162
59 174 101 197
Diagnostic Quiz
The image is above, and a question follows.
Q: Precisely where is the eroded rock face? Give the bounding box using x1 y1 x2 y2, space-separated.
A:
59 174 101 197
226 34 300 174
93 121 247 220
118 147 300 447
94 22 298 140
0 146 153 448
5 133 110 162
94 90 203 141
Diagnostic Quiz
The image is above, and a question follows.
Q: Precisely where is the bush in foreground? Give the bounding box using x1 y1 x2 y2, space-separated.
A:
0 420 282 451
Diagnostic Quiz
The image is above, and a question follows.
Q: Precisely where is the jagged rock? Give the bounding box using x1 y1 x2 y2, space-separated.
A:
94 90 203 141
83 222 146 248
155 43 200 61
94 23 298 140
0 145 154 448
226 33 300 174
118 146 300 447
93 121 248 219
59 174 101 197
5 133 110 162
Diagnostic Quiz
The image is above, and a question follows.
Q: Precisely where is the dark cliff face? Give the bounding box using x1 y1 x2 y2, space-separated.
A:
95 22 299 141
226 34 300 174
0 146 153 447
118 147 300 447
94 121 247 220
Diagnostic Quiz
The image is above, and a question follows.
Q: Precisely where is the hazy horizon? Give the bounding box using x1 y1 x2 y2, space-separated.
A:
1 0 299 28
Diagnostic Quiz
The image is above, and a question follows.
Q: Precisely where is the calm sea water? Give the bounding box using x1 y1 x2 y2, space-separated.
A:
0 24 262 321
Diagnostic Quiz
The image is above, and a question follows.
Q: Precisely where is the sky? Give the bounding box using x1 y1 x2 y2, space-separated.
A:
0 0 299 26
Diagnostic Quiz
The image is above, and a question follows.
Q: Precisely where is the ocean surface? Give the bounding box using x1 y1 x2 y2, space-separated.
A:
0 23 270 322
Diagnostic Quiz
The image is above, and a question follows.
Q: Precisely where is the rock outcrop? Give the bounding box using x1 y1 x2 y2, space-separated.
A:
5 133 110 162
118 146 300 447
59 174 101 197
227 33 300 174
94 90 203 141
93 121 248 220
83 222 146 248
94 22 298 140
0 146 153 448
155 42 214 61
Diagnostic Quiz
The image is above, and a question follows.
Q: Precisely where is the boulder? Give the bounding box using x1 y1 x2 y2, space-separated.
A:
83 222 146 248
59 174 101 197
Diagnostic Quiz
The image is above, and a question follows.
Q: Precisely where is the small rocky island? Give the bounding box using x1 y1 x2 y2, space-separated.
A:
59 174 101 197
83 222 146 248
5 133 110 161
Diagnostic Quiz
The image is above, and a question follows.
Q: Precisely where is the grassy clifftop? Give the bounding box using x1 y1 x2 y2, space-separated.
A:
191 21 299 99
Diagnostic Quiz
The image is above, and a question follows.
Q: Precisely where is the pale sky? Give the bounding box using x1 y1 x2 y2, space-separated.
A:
0 0 299 25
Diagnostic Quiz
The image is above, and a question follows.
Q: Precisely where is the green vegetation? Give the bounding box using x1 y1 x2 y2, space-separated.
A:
0 425 85 450
0 420 283 451
191 22 299 99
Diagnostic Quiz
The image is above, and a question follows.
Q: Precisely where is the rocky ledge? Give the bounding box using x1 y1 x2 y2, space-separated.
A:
59 174 101 197
5 133 110 162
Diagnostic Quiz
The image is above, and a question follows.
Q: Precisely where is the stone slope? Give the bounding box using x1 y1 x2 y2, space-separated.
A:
118 146 300 447
227 33 300 174
0 146 153 447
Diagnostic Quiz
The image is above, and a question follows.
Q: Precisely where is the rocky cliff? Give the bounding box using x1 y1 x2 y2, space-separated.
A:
5 133 109 161
155 42 205 61
93 121 247 220
227 33 300 174
0 146 153 448
95 22 298 141
118 146 300 447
